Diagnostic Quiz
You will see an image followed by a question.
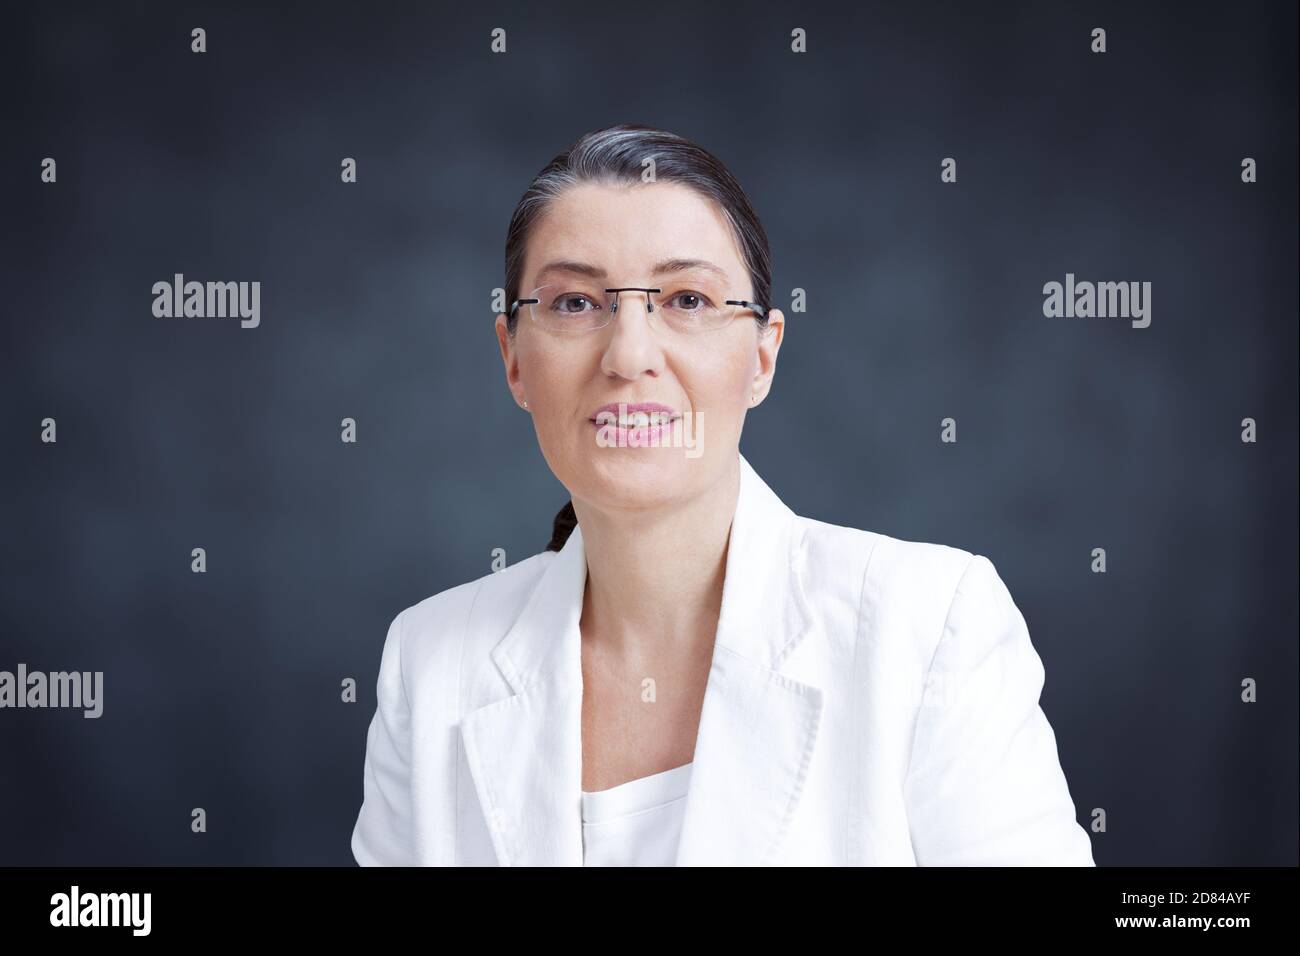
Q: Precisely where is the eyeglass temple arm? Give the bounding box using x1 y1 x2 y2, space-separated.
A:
508 298 539 318
726 299 768 319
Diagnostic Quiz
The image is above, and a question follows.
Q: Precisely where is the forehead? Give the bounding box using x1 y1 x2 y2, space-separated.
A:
521 180 746 286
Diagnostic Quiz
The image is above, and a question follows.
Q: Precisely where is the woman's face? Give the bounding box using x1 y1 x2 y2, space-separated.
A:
495 180 784 518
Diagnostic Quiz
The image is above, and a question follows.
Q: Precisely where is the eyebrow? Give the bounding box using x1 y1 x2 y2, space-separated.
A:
533 258 730 284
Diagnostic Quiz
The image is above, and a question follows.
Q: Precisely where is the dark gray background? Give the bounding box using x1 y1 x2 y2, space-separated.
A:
1 0 1295 865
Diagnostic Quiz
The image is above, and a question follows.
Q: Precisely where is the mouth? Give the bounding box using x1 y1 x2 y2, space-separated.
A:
589 402 682 428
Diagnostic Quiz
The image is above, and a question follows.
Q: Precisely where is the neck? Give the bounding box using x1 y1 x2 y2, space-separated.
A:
573 455 741 662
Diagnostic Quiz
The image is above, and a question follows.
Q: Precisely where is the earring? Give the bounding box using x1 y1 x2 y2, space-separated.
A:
751 394 757 404
523 400 529 409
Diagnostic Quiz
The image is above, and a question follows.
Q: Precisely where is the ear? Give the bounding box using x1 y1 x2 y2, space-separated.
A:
494 313 527 408
750 308 785 406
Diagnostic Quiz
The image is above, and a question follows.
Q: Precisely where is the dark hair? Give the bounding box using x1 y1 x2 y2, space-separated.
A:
503 124 773 552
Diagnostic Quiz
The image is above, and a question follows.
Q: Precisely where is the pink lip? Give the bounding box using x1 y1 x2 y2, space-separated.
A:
589 401 682 447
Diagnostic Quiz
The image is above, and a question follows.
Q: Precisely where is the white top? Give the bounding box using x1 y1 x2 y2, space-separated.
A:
580 762 693 866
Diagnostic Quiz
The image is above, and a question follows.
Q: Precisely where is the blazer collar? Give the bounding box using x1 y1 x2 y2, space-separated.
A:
459 453 824 865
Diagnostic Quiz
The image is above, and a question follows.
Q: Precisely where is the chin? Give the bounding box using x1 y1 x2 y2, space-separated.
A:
572 449 700 506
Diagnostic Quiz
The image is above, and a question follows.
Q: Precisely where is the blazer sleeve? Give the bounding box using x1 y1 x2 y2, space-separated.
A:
902 554 1095 866
351 609 417 866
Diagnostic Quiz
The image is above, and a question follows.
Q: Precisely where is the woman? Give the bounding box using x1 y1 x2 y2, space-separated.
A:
351 124 1095 866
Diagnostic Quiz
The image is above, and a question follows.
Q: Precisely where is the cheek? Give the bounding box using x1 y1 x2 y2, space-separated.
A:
680 337 756 404
516 336 593 447
517 334 580 402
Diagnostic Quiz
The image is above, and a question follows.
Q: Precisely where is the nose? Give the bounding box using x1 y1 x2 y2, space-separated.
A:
599 290 665 381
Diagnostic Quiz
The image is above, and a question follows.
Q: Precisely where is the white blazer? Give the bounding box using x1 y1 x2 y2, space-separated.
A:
351 453 1095 866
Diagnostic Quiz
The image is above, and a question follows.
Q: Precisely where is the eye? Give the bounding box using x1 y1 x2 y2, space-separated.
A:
550 293 601 315
666 290 712 312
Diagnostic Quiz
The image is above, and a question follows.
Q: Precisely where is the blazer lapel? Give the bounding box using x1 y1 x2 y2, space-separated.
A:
673 455 824 865
458 523 588 866
460 453 824 866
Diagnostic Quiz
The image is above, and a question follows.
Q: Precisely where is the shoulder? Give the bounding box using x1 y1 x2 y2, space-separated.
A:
794 513 976 607
792 514 988 664
376 549 556 685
